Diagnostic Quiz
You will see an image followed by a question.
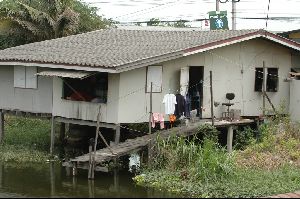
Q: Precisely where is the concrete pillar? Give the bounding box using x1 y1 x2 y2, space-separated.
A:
227 125 234 153
0 110 4 143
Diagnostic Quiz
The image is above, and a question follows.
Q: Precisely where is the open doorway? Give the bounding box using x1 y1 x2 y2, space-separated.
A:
188 66 204 118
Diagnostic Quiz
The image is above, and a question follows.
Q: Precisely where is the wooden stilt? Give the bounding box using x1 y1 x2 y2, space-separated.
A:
59 122 66 144
72 163 77 176
50 116 55 156
227 126 234 153
115 124 120 145
50 163 55 197
88 145 93 179
0 110 4 143
88 178 95 198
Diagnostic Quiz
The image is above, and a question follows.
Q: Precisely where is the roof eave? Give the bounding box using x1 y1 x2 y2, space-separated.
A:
115 51 184 73
183 30 300 56
0 61 117 73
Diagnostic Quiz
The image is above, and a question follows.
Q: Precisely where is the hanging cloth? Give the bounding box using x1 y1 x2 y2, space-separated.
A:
169 114 176 128
151 113 165 129
175 94 186 117
162 93 177 115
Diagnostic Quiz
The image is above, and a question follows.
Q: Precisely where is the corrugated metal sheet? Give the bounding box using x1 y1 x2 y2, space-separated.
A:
37 70 94 79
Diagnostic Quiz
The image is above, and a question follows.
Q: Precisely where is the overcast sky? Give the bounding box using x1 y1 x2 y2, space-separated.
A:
83 0 300 31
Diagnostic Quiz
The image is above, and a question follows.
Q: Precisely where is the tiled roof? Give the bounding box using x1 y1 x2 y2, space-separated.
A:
0 28 261 69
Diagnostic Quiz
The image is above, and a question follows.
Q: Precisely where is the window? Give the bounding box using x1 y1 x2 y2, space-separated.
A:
266 68 278 92
146 66 162 93
14 66 37 89
254 67 278 92
254 68 263 92
63 73 108 103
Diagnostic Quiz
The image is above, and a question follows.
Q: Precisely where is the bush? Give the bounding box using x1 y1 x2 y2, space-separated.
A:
234 127 256 150
197 124 219 143
3 116 51 151
152 135 234 182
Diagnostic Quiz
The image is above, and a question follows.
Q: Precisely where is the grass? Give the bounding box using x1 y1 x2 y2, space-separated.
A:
0 115 52 162
135 166 300 198
134 113 300 198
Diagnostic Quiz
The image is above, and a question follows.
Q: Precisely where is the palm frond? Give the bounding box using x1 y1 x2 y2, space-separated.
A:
18 2 55 28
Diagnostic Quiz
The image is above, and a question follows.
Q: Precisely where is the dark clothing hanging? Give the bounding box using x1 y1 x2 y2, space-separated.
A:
175 94 185 117
185 95 191 118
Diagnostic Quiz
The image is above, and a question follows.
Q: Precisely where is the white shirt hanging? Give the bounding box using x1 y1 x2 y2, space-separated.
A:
162 93 177 115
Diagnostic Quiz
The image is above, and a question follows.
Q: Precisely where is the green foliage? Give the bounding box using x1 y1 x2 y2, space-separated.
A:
234 127 256 150
136 107 300 197
146 18 161 26
0 116 52 162
127 123 149 134
0 0 113 49
4 116 51 151
152 136 234 182
197 124 219 143
135 165 300 198
73 0 115 33
0 145 50 162
146 17 190 27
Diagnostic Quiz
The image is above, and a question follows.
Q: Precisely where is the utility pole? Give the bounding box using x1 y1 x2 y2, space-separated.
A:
232 0 236 30
216 0 219 11
219 0 239 30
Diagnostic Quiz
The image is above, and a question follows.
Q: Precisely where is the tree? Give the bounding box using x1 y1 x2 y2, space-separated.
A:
0 0 114 49
146 18 161 26
146 18 190 28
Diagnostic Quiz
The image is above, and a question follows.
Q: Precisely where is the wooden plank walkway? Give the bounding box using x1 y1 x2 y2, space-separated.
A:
66 119 254 170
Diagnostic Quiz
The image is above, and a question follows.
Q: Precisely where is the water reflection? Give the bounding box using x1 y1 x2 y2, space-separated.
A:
0 162 179 198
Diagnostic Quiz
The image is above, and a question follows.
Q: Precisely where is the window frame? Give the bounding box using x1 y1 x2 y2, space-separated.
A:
145 65 163 93
266 67 279 92
254 67 279 92
13 66 38 89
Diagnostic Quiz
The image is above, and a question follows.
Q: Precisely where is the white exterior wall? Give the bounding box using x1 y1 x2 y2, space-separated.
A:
118 38 292 123
290 80 300 121
0 66 53 113
52 73 119 123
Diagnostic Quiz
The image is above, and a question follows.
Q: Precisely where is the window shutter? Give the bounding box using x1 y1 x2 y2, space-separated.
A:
14 66 26 88
146 66 163 93
25 66 37 89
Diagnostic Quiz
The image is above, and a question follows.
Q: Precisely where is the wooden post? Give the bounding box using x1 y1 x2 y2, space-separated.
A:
88 144 93 179
72 163 77 176
88 178 95 198
148 82 153 135
0 110 4 143
50 163 55 197
115 124 120 145
59 122 66 144
210 71 215 126
113 167 120 193
262 61 266 117
50 116 55 156
148 82 153 167
227 125 234 153
91 105 101 180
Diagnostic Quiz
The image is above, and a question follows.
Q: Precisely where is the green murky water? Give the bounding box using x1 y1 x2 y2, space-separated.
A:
0 162 177 198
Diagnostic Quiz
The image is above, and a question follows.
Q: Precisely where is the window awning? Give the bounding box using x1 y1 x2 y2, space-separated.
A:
36 70 95 79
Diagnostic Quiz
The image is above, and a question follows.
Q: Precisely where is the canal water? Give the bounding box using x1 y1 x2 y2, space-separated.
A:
0 162 178 198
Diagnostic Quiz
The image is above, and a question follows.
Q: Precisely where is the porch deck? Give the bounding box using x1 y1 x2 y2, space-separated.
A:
63 119 255 172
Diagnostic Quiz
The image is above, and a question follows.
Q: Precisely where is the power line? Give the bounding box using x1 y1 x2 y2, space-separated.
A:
265 0 271 30
111 0 184 20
